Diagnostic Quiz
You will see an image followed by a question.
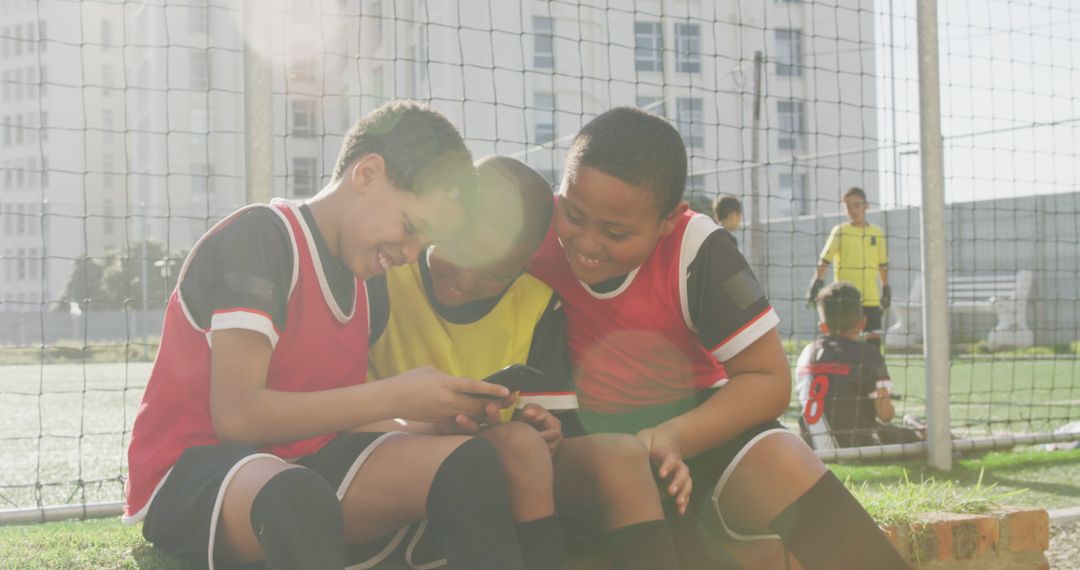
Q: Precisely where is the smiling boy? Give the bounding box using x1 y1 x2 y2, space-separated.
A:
530 107 907 569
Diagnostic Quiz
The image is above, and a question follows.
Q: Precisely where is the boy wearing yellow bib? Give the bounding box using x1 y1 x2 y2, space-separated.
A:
368 156 683 570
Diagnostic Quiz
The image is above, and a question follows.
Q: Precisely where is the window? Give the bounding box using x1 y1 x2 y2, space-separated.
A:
372 0 384 45
291 98 317 136
13 113 23 145
775 29 801 77
13 24 21 56
190 164 209 203
29 248 39 280
16 208 25 234
533 16 554 69
102 109 114 143
1 71 8 102
13 68 21 100
777 100 804 150
2 115 10 146
674 23 700 73
101 20 112 48
779 172 809 215
39 111 46 142
676 97 704 149
687 174 706 193
533 92 555 145
101 64 113 96
634 22 663 72
189 5 208 34
1 27 8 58
17 248 26 280
636 95 663 116
189 51 208 90
38 20 45 52
292 157 319 196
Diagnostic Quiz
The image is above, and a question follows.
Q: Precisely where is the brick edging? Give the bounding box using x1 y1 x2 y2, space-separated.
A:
881 507 1050 569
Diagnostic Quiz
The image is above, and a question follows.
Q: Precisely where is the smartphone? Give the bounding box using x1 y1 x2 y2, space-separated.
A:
473 364 546 399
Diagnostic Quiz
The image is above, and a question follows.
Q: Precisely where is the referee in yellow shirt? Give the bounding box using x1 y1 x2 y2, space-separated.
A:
808 187 891 347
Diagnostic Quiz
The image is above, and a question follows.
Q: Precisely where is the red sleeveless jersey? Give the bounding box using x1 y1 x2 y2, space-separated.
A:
529 210 727 414
125 201 369 518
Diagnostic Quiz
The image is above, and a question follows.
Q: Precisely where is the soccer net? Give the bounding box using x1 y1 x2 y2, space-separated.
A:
1 0 1078 521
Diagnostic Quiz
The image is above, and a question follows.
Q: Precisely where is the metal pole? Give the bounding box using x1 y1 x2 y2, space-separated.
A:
748 51 765 285
243 0 273 205
916 0 952 471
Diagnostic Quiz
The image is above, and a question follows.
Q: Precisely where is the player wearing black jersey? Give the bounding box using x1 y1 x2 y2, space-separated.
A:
797 282 922 450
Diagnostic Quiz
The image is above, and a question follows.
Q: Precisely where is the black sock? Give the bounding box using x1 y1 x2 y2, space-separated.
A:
427 438 526 570
769 471 906 570
248 468 344 570
516 515 568 570
606 520 680 570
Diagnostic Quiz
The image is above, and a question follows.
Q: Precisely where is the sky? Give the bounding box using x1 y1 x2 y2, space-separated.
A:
878 0 1080 207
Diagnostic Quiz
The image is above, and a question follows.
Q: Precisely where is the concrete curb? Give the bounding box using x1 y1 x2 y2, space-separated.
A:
1048 506 1080 525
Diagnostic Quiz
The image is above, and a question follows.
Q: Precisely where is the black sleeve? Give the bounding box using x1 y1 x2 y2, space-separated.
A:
685 229 775 355
179 207 293 333
859 344 890 397
522 293 577 409
365 274 390 346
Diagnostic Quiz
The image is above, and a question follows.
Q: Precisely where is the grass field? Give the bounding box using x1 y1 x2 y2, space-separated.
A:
2 357 1079 511
2 448 1079 569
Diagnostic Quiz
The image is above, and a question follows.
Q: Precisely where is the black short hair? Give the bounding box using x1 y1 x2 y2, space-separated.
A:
332 100 475 197
473 156 553 253
817 281 864 333
843 187 868 202
564 107 687 217
713 194 742 220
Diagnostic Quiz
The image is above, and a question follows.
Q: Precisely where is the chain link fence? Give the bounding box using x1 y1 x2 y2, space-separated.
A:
1 0 1077 523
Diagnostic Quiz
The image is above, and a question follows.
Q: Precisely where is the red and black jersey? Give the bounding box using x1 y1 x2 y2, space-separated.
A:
125 200 369 521
529 208 778 414
795 336 893 450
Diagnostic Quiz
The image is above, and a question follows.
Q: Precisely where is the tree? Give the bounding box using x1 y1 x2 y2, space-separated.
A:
59 241 188 311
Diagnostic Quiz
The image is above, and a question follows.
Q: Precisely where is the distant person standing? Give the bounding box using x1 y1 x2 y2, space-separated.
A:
712 194 742 245
808 187 890 347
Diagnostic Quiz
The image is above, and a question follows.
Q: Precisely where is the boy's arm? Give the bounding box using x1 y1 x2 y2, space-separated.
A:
209 328 510 446
645 328 790 459
865 348 895 423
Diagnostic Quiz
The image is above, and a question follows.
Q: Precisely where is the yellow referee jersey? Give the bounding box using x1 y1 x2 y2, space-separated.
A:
367 254 578 415
819 222 888 306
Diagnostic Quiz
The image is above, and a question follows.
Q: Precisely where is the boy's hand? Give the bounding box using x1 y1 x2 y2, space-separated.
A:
880 285 892 310
807 278 825 308
517 403 563 454
452 403 506 434
636 427 693 515
388 367 510 425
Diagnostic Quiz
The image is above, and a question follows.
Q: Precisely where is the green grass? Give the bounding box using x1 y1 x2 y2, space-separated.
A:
3 448 1079 569
0 518 190 569
830 447 1080 511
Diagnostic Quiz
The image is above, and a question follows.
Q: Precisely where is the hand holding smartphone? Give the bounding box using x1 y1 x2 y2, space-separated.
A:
472 364 546 399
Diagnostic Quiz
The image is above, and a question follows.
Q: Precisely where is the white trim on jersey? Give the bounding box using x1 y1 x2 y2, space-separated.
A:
708 428 792 542
275 199 358 324
404 519 445 570
678 213 720 333
206 453 284 570
516 393 579 411
710 307 780 362
121 466 175 525
341 432 411 570
211 309 281 349
557 236 642 300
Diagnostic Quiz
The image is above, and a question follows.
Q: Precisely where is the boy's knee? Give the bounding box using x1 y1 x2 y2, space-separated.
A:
249 467 344 568
483 421 551 465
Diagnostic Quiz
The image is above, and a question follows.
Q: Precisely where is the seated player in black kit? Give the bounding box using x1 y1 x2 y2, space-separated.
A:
797 281 923 450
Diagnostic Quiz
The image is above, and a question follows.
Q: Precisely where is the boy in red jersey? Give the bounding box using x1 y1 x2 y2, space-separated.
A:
125 102 559 570
529 107 906 569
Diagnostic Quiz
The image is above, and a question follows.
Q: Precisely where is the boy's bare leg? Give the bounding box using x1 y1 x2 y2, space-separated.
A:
479 422 556 521
338 434 474 541
715 431 905 569
218 458 307 563
714 431 824 532
554 434 664 529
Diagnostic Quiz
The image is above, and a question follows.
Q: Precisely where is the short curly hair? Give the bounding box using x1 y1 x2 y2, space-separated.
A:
564 107 687 217
332 101 475 197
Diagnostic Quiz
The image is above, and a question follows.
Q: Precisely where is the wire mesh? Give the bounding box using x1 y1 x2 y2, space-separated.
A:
0 0 1078 520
